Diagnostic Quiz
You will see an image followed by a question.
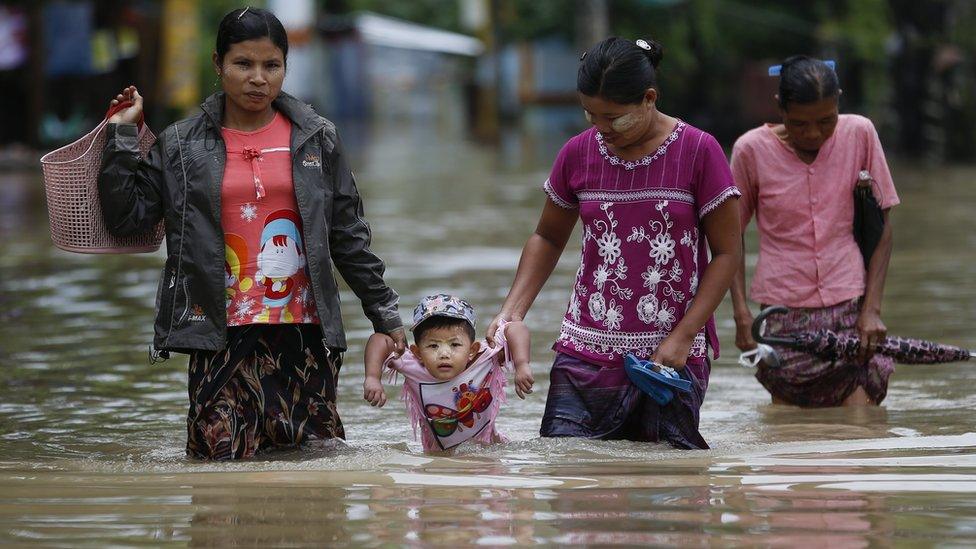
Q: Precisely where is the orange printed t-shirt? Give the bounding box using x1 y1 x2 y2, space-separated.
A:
221 112 319 326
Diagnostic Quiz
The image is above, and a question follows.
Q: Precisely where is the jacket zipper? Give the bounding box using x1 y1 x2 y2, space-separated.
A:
290 125 333 353
167 123 190 342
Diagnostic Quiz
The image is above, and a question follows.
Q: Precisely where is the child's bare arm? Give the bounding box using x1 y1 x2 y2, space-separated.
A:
503 320 534 399
363 332 395 407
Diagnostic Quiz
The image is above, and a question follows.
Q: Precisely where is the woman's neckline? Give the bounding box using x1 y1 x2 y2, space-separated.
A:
595 120 686 171
763 122 835 165
223 111 280 135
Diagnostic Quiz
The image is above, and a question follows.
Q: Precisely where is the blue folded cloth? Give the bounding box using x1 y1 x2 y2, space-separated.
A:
624 354 692 405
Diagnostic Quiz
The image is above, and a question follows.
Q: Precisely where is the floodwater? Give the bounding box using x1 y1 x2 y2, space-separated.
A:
2 125 976 546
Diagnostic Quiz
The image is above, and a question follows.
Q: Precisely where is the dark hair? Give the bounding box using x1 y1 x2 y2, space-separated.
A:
578 36 663 104
777 55 839 110
215 7 289 65
413 316 476 345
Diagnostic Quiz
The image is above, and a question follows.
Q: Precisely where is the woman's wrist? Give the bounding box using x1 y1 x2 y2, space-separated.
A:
733 311 753 324
731 295 752 319
860 303 882 316
668 322 699 342
860 294 882 316
497 308 523 322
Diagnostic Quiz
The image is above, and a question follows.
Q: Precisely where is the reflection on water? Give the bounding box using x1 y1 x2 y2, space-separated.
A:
4 436 976 545
2 128 976 544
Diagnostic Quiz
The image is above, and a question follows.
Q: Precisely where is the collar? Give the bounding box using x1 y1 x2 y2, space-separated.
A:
200 91 327 146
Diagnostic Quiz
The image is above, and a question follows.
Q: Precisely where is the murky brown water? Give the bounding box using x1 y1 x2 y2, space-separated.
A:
2 128 976 546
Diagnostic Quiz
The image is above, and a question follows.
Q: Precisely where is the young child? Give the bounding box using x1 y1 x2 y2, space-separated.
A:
363 294 534 452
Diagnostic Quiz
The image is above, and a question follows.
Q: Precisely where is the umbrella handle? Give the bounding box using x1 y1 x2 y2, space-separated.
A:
752 305 797 346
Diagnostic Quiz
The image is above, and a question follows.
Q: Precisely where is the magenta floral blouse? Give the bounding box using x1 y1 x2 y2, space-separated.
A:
544 123 740 367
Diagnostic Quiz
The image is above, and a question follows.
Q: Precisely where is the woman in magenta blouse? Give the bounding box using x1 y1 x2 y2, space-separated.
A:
487 37 741 449
730 56 900 407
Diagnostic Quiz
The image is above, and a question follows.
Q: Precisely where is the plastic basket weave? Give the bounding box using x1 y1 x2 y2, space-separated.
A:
39 101 164 254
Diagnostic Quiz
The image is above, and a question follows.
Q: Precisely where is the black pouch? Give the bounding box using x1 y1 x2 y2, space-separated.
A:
853 170 885 267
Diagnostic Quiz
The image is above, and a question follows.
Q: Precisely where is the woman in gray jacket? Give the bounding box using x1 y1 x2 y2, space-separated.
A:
98 7 403 460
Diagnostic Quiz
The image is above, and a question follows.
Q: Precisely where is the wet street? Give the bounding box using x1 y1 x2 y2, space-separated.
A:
2 124 976 545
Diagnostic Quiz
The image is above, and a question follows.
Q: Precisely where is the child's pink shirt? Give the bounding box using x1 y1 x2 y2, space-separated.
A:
731 114 900 308
384 322 513 452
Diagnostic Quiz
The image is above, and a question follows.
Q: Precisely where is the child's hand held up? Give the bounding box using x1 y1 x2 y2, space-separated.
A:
514 363 534 399
363 377 387 407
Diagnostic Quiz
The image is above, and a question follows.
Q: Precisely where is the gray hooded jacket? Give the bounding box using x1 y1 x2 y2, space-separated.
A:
98 92 401 354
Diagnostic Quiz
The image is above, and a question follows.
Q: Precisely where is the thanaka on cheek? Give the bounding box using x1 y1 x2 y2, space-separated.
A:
610 111 641 133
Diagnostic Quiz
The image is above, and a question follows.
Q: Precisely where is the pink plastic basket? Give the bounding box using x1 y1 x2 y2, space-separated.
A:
39 101 164 254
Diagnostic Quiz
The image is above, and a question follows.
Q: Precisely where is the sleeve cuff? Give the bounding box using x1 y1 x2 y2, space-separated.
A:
109 123 141 153
699 186 741 218
543 178 577 210
373 316 404 334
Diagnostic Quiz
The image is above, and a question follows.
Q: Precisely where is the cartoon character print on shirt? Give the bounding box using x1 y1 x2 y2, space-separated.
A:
253 209 306 323
424 371 495 436
419 362 497 450
225 233 257 323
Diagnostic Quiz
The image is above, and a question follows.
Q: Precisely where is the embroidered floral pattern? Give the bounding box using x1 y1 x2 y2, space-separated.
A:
642 266 664 287
655 303 677 330
568 291 582 323
583 203 632 306
593 263 611 289
636 294 658 324
604 299 624 331
596 231 622 264
649 232 675 264
588 293 606 321
563 191 708 357
617 201 689 333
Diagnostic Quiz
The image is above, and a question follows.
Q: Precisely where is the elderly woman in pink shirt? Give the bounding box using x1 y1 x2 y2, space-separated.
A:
730 56 900 407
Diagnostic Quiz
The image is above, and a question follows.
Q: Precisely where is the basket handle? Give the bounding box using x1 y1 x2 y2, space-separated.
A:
104 99 145 130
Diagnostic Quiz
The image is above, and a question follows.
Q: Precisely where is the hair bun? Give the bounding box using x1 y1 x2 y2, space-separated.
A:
636 38 663 69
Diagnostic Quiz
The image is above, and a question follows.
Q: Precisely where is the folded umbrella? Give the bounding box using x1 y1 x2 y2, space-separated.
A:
853 170 886 268
752 306 975 365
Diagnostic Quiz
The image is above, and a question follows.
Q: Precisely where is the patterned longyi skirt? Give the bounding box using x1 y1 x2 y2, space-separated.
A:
540 352 710 450
186 324 344 460
756 298 895 407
